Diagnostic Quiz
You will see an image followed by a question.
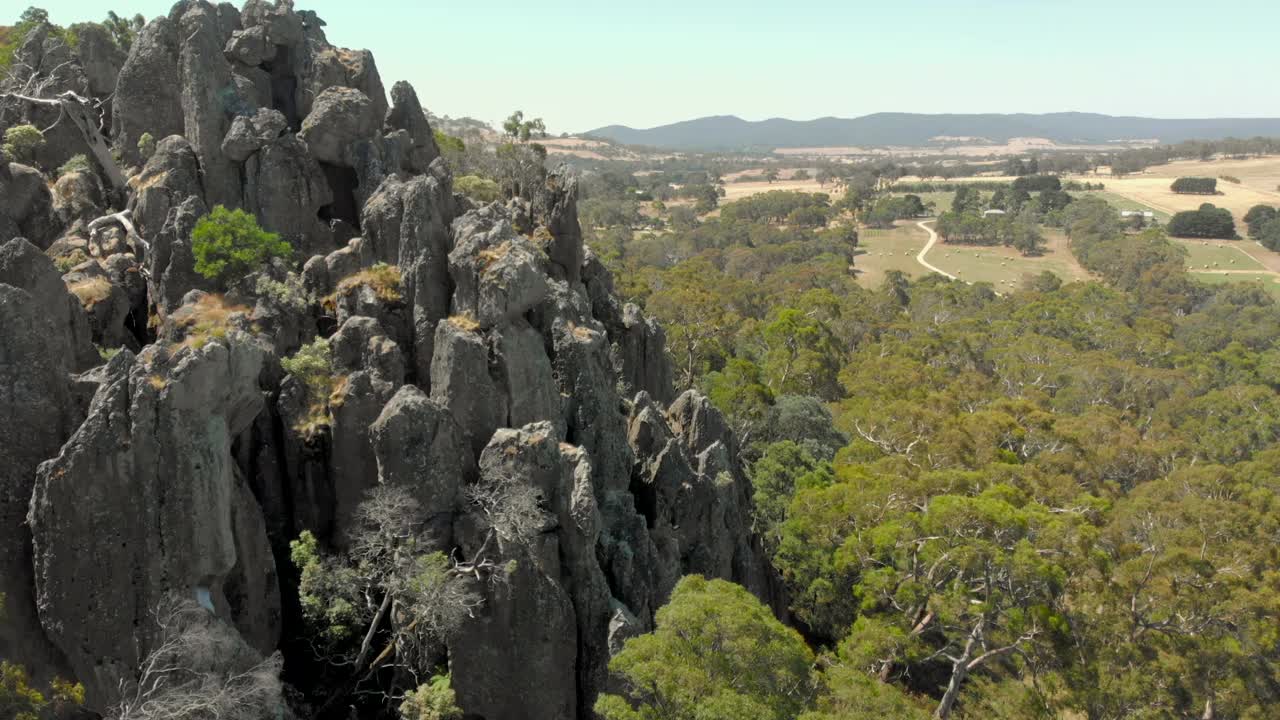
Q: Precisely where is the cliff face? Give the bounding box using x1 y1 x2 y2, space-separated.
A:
0 2 780 717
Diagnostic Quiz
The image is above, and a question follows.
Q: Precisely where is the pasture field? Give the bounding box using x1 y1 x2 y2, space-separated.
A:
928 228 1090 289
1190 271 1280 299
1176 240 1267 271
853 223 930 285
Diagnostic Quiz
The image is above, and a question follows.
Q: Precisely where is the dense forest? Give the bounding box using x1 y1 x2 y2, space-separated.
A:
575 169 1280 719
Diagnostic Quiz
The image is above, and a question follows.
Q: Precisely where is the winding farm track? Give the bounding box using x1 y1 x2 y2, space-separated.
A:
915 220 958 280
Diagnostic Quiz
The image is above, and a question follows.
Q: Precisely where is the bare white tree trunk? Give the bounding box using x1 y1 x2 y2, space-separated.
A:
1 90 127 195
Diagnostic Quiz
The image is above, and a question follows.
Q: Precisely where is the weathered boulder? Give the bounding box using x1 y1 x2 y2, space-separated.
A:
243 133 333 256
450 424 611 720
361 174 454 381
28 332 276 709
616 303 676 404
542 166 584 283
449 210 549 329
176 1 245 209
549 314 632 496
51 169 107 230
495 320 562 433
222 107 289 162
148 195 216 315
298 86 378 167
430 318 505 456
240 0 305 48
72 22 127 98
294 45 387 124
63 264 132 350
0 238 98 370
385 80 439 174
1 162 60 249
112 16 183 167
131 135 204 240
224 23 271 66
0 264 86 686
370 385 473 545
325 316 404 547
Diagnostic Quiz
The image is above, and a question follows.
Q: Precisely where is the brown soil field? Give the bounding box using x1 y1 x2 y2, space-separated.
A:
1082 157 1280 224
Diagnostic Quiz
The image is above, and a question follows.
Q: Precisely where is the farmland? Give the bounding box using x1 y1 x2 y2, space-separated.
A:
1071 156 1280 225
1189 270 1280 299
926 228 1090 289
852 222 930 285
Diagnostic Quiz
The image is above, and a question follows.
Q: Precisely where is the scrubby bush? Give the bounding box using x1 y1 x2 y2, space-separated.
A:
400 675 463 720
1170 177 1217 194
2 124 45 164
254 273 310 313
280 337 340 436
192 206 292 285
57 154 92 176
137 132 157 162
454 174 501 203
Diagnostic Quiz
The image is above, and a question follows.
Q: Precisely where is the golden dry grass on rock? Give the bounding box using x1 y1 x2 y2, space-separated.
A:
325 263 403 309
67 276 113 308
171 294 251 351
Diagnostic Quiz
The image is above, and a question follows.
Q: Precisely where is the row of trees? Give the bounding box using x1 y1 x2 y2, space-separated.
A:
1170 177 1219 194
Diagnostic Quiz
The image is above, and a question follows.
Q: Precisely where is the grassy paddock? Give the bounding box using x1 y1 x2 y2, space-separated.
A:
1190 271 1280 299
854 223 930 286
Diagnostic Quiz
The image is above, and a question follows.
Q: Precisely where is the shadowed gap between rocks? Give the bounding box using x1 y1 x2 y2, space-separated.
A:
317 163 361 231
263 45 300 130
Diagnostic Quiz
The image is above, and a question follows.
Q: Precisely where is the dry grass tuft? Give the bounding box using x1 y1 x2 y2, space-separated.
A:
147 374 167 391
447 313 481 332
477 241 515 272
172 294 250 351
324 263 403 310
67 276 113 307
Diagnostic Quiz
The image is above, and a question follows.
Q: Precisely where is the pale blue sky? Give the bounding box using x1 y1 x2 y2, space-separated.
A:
28 0 1280 132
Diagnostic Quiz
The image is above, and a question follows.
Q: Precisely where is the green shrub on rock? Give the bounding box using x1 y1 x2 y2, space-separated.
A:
2 124 45 164
191 206 292 285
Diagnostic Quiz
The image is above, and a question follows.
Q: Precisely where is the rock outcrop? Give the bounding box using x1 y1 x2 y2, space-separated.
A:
0 2 781 718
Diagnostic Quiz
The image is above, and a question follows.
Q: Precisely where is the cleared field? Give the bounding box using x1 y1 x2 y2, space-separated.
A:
1176 239 1267 271
1190 271 1280 299
1159 157 1280 197
854 223 930 286
928 228 1090 289
719 179 838 202
1067 156 1280 225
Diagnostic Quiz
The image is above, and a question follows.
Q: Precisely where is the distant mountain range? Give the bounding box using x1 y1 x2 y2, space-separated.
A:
586 113 1280 151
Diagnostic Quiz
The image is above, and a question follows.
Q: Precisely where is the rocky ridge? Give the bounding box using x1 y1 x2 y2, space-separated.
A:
0 2 780 718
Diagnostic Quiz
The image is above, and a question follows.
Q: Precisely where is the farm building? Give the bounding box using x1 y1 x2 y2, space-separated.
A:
1120 210 1155 218
982 209 1006 217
